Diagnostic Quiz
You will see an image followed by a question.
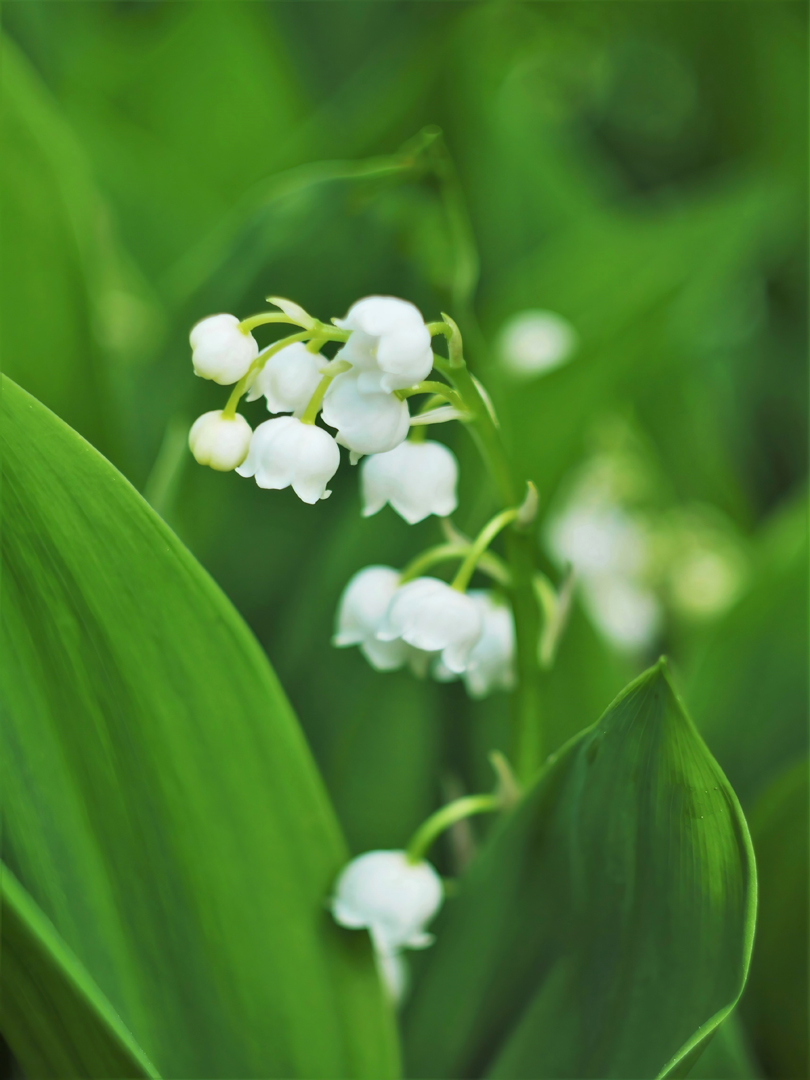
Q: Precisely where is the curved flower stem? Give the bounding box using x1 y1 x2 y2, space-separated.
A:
396 381 464 411
400 543 511 587
238 312 303 333
406 794 501 864
434 348 544 784
400 543 469 583
451 507 519 592
221 330 312 418
300 359 352 425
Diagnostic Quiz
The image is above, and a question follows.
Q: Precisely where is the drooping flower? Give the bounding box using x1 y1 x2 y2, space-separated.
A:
360 440 458 525
461 591 517 698
246 341 324 416
331 850 443 1000
335 296 433 394
377 577 482 675
321 370 410 457
188 411 252 471
236 417 339 503
332 566 413 672
190 314 258 385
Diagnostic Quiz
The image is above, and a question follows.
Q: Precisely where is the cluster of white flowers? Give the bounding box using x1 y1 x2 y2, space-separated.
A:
186 294 543 1010
330 851 443 1001
187 293 517 697
188 297 443 500
333 567 516 699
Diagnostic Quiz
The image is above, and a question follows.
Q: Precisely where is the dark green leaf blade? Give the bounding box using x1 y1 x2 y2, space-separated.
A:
1 866 159 1079
0 376 399 1079
742 757 809 1079
403 660 756 1079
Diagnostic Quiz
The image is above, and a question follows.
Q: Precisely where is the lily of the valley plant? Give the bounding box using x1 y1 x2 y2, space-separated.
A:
188 293 558 997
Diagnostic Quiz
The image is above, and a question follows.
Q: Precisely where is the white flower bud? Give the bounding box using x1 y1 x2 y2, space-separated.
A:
332 566 412 672
322 370 410 457
236 416 339 504
336 296 433 394
190 314 259 385
188 411 252 472
361 440 458 525
463 591 516 698
245 341 324 416
377 577 482 675
331 850 443 955
498 310 577 379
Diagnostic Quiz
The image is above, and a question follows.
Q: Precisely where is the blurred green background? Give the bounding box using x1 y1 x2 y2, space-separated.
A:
2 2 807 1076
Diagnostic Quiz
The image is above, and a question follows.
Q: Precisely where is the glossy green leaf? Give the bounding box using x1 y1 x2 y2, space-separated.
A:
742 757 809 1079
404 660 756 1079
0 867 158 1079
0 376 399 1079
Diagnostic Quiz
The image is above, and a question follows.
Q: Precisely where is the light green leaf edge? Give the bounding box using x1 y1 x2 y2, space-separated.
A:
1 865 160 1079
652 664 758 1079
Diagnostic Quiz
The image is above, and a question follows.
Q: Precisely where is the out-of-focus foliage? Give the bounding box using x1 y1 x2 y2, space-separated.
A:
0 378 397 1079
2 3 807 1077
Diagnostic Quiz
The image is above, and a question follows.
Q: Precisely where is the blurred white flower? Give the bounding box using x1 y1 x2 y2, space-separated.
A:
361 440 459 525
583 577 662 651
336 296 433 394
246 341 324 416
190 313 258 385
463 591 517 698
188 410 252 472
236 417 339 504
331 849 443 1001
322 370 410 457
378 577 482 675
547 504 648 579
333 566 412 672
498 310 577 379
547 497 660 653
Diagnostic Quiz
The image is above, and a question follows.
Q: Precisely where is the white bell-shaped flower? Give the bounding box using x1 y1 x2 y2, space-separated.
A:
246 341 324 416
361 440 458 525
377 577 482 675
236 417 339 504
332 566 412 672
188 410 252 472
463 591 517 698
336 296 433 394
331 850 443 954
322 370 410 457
190 314 259 385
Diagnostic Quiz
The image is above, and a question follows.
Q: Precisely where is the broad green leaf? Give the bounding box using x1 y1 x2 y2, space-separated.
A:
0 867 158 1079
404 660 756 1079
0 376 399 1079
742 758 809 1079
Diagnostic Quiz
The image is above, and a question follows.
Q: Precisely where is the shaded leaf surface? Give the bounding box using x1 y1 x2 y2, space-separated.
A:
0 377 398 1079
404 662 755 1079
742 758 809 1079
0 867 157 1080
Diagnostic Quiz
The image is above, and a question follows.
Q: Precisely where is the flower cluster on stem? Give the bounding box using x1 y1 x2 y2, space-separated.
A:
186 290 575 1001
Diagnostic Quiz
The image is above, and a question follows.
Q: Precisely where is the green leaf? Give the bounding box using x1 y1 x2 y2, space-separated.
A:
403 660 756 1079
742 757 809 1079
0 376 399 1079
0 867 158 1079
684 1012 761 1079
